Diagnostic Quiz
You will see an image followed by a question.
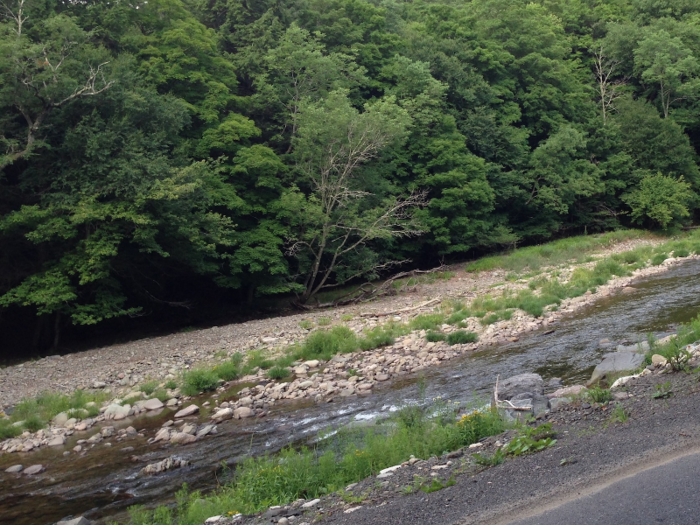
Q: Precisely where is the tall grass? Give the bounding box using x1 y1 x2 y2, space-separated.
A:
6 390 108 432
466 230 646 273
120 401 507 525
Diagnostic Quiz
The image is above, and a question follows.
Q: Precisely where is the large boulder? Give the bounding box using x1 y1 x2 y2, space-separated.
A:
589 352 645 385
494 373 549 419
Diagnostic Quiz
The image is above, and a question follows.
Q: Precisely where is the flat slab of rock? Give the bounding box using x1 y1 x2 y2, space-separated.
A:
23 464 45 475
5 464 23 473
174 404 199 418
589 352 645 384
143 398 164 410
57 517 92 525
234 407 253 419
548 385 586 399
496 373 549 418
170 432 197 445
47 435 66 447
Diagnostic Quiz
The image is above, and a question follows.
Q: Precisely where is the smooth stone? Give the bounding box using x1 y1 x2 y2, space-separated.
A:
301 498 321 508
621 286 637 294
205 517 223 524
233 407 253 419
143 398 164 411
548 385 586 399
23 464 45 475
53 412 69 426
47 435 66 447
651 354 668 366
196 424 215 438
57 517 92 525
170 432 197 445
174 405 199 418
376 374 389 381
589 352 645 385
211 408 233 422
549 397 573 410
379 465 402 474
5 465 23 473
153 428 171 443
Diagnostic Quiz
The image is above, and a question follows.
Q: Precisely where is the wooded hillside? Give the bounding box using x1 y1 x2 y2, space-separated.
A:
1 0 699 352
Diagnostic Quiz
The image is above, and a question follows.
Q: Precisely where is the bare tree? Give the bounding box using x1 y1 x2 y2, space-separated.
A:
286 91 425 303
593 46 627 124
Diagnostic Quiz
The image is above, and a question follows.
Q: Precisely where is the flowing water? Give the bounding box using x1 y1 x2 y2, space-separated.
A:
3 258 700 525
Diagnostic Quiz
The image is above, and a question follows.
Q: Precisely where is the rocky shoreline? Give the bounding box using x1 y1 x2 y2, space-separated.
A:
0 241 690 461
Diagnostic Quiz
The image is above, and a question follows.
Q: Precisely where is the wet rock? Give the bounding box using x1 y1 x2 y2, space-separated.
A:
181 423 196 435
5 465 22 473
589 352 645 385
166 398 178 407
170 432 197 445
57 517 92 525
153 428 171 443
23 464 45 475
234 407 253 419
101 426 115 437
211 408 233 422
140 456 189 476
104 404 131 421
196 424 215 438
143 398 164 411
621 286 637 295
47 435 66 447
174 404 199 418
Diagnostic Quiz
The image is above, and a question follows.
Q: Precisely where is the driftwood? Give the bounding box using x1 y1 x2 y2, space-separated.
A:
492 375 532 412
360 297 442 318
294 265 449 310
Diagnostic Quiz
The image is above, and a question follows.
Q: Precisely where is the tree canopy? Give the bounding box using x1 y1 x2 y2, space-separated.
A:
2 0 700 351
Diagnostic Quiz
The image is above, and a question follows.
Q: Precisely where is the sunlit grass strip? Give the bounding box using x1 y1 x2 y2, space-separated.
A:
119 404 507 525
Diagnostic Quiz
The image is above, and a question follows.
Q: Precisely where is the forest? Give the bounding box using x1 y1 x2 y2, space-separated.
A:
1 0 699 353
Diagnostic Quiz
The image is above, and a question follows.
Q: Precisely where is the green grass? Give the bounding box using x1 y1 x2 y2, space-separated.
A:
317 317 332 326
293 326 359 361
267 366 291 380
8 389 109 432
139 380 159 396
410 313 445 331
181 368 219 396
121 402 507 525
446 330 478 345
358 323 409 351
165 380 177 390
586 386 612 403
466 230 646 274
299 320 313 330
0 419 22 439
651 252 668 265
425 331 446 342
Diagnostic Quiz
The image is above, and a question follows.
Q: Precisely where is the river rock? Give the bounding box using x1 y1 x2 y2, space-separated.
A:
104 404 131 421
196 424 215 438
621 286 637 295
57 517 92 525
651 354 668 366
53 412 69 427
143 398 164 411
547 385 586 399
616 341 649 353
211 408 233 422
153 427 171 443
140 456 189 476
234 407 253 419
5 464 23 473
23 464 45 475
301 498 321 508
495 373 549 418
549 397 573 410
304 360 320 369
181 423 196 435
589 352 645 385
47 435 66 447
175 405 199 418
170 432 197 445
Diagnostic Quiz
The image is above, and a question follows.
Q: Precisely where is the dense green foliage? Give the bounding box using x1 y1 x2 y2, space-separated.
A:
2 0 700 349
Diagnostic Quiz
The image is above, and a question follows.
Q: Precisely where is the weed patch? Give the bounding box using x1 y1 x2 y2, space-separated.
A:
447 330 478 345
181 369 219 396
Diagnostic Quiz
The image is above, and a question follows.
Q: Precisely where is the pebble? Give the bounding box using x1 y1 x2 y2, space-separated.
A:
174 405 199 418
5 465 23 473
23 464 45 475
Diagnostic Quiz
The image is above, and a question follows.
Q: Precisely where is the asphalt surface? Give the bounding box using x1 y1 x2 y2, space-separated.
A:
508 451 700 525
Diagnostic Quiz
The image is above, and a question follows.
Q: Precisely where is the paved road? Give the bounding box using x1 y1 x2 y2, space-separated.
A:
508 451 700 525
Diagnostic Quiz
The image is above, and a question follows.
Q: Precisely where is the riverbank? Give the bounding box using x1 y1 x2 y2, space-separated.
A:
0 231 690 456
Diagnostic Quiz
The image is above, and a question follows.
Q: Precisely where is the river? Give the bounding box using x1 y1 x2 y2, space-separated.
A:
3 258 700 525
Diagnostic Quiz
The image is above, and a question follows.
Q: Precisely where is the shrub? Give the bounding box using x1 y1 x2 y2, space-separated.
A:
651 253 668 265
299 320 313 330
164 380 178 390
215 361 241 381
447 330 478 345
317 317 332 326
140 380 159 396
410 313 445 331
267 366 291 380
181 369 219 396
425 331 446 342
245 351 274 372
0 420 22 440
358 325 401 351
23 414 44 432
587 386 612 403
446 310 470 325
295 326 358 361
